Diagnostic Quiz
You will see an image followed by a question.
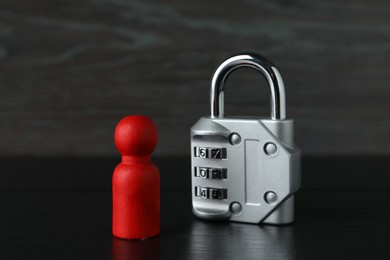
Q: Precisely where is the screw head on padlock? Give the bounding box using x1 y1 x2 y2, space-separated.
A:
190 53 301 225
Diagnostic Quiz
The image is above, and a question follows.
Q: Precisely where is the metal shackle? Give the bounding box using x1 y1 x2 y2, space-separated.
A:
210 53 286 120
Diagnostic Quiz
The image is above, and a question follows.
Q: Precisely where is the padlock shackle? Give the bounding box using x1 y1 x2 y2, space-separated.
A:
210 54 286 120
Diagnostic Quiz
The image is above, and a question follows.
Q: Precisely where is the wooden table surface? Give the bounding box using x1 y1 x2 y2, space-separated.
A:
0 157 389 259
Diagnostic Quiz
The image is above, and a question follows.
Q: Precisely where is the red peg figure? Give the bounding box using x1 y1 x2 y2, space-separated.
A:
112 115 160 239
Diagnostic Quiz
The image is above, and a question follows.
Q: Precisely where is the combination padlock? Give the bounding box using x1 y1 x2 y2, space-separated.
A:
191 53 301 224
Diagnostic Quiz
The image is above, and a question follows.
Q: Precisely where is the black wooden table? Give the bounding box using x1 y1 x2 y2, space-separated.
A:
0 157 389 259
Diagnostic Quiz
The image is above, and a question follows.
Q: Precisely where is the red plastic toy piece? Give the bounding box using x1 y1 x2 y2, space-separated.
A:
112 115 160 239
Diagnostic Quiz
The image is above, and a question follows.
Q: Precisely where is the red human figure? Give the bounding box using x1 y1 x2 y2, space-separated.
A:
112 115 160 239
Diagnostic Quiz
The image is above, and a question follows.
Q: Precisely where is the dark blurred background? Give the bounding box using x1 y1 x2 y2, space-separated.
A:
0 0 389 157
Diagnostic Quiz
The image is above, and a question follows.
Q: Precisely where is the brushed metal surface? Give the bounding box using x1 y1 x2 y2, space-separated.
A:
191 117 301 224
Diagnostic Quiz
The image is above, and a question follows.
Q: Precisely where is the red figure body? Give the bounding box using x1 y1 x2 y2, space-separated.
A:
112 115 160 239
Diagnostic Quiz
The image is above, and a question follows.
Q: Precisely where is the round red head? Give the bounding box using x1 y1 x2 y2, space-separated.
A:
114 115 158 156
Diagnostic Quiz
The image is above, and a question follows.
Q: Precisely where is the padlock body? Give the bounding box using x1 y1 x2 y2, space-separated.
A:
190 117 300 224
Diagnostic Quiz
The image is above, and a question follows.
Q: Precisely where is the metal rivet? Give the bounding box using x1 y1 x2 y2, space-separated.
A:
229 133 241 146
264 191 278 205
264 142 277 156
230 202 242 214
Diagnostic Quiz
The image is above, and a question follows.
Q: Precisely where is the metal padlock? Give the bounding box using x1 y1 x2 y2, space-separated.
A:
191 53 301 224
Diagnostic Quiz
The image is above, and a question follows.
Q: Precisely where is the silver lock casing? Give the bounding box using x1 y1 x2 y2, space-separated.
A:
190 54 301 224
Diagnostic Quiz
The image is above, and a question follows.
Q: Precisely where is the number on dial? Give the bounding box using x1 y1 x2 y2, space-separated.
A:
194 147 227 159
194 167 227 179
195 186 228 200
